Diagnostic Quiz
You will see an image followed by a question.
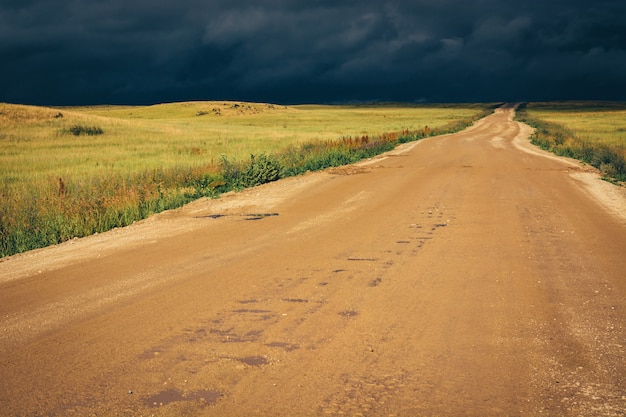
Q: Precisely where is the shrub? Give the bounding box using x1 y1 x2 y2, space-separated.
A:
219 155 246 190
244 154 282 187
64 125 104 136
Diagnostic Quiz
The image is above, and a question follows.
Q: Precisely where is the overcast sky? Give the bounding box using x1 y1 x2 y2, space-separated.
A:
1 0 625 105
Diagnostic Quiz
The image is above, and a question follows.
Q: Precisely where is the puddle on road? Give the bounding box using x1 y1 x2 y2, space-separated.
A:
369 277 382 287
137 348 164 359
233 308 273 313
195 213 279 220
237 356 269 366
232 309 274 321
143 388 223 407
282 298 309 303
239 299 261 304
194 214 226 219
266 342 300 352
210 328 264 342
244 213 279 220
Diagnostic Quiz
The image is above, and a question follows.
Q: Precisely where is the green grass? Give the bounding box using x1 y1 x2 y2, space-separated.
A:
516 102 626 182
0 101 494 257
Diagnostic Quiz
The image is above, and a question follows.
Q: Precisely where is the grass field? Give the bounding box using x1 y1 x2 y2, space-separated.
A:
516 102 626 181
0 101 492 257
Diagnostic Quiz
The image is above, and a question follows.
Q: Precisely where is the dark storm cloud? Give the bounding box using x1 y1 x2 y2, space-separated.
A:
1 0 625 104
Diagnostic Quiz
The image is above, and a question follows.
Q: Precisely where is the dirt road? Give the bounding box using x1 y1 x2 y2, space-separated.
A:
1 106 625 416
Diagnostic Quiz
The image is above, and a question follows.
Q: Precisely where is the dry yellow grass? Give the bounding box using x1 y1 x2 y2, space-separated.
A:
523 102 626 146
517 102 626 182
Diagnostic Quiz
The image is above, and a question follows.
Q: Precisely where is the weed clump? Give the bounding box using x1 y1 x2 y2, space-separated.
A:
244 154 281 187
64 125 104 136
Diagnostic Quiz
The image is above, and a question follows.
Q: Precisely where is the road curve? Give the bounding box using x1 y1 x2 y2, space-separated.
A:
1 106 625 416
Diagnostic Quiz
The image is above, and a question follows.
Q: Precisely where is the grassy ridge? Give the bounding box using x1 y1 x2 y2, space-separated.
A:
516 102 626 182
1 101 493 257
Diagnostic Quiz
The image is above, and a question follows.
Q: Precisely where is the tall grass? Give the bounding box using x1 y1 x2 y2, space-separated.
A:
1 101 494 257
516 102 626 182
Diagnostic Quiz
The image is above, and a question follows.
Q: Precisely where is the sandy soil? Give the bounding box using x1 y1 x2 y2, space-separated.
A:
1 106 625 416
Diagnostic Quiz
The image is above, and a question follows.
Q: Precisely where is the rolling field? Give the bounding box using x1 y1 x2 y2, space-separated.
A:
516 102 626 181
0 101 491 257
1 102 487 179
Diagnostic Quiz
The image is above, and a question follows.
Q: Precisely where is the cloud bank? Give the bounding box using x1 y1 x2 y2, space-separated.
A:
1 0 625 104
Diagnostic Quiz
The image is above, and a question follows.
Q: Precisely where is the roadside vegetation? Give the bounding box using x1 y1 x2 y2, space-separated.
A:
516 102 626 183
0 101 494 257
